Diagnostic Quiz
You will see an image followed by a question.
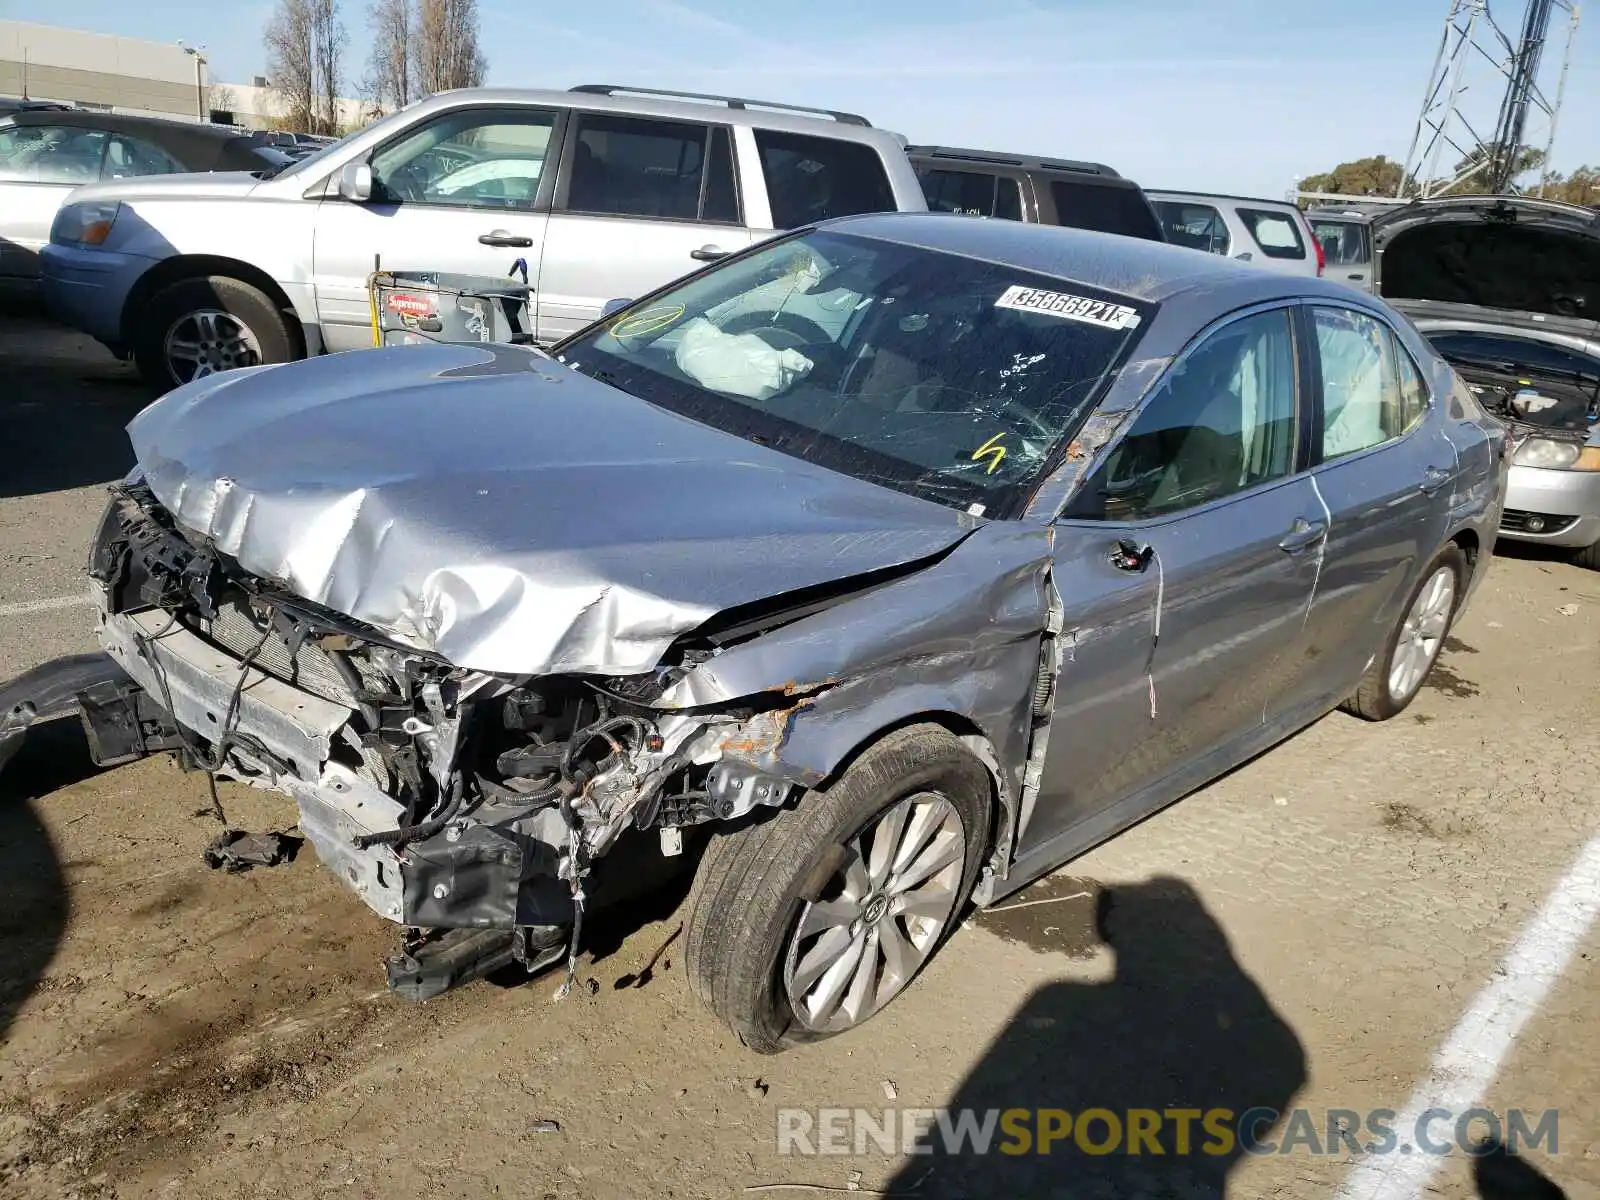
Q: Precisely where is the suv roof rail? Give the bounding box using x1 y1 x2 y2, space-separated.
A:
568 84 872 126
907 145 1124 179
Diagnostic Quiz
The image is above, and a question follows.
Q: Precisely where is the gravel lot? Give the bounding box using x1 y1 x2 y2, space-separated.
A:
2 307 1597 1199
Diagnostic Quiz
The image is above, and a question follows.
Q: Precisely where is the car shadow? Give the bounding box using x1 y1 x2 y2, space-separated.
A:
1473 1136 1569 1199
889 876 1308 1198
0 292 151 499
0 719 85 1042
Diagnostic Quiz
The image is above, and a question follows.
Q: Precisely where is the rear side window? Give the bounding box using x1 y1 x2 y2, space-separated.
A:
917 168 1022 220
1313 307 1414 458
0 125 107 184
754 130 895 229
1049 180 1163 240
1238 207 1306 260
1310 219 1369 266
569 113 737 222
1153 201 1230 254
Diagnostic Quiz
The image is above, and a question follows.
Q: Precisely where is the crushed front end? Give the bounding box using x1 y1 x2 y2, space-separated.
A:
87 480 798 998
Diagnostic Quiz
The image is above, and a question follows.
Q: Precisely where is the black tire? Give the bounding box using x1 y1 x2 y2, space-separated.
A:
684 724 991 1054
1571 538 1600 572
133 275 299 391
1341 543 1467 722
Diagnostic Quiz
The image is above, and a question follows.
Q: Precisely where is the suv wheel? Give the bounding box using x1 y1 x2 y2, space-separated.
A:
135 276 297 391
1341 544 1465 721
684 724 991 1053
1572 539 1600 571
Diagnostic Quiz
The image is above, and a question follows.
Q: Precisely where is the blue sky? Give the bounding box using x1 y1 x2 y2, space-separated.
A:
19 0 1600 197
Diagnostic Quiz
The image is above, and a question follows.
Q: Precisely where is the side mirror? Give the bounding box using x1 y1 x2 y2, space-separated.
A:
600 298 633 318
337 160 373 202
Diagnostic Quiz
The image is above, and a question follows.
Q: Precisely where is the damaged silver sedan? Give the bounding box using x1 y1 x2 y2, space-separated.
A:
5 214 1508 1051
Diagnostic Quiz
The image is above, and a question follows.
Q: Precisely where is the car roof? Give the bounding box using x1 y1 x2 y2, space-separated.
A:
822 211 1375 308
2 109 264 170
1146 189 1302 210
410 85 899 149
906 145 1128 181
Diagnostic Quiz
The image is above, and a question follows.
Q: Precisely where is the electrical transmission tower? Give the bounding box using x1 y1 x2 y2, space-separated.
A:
1398 0 1581 198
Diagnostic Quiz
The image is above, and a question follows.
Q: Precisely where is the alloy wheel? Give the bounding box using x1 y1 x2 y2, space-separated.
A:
164 308 264 384
1388 565 1456 702
782 791 967 1034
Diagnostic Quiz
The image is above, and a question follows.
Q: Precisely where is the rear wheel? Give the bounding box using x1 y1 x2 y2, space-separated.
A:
1342 544 1465 721
684 724 991 1053
134 276 298 391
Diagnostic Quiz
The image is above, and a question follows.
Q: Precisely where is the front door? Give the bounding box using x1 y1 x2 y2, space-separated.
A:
0 122 101 278
311 106 559 352
535 112 753 343
1017 306 1322 863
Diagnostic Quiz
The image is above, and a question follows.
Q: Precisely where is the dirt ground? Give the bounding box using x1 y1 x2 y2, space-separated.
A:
2 309 1598 1199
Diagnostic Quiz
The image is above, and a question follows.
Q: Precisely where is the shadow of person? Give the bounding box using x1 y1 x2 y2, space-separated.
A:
1473 1137 1568 1199
889 876 1307 1199
0 720 79 1042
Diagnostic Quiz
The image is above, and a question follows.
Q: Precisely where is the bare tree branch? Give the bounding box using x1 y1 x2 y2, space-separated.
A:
311 0 348 134
413 0 487 95
265 0 317 132
363 0 412 114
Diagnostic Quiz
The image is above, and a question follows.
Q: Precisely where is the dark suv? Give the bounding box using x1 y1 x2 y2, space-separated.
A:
907 145 1165 241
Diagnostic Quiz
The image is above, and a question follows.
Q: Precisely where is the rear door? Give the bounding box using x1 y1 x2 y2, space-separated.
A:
311 105 560 352
0 123 104 279
1312 217 1373 292
534 112 752 342
1285 303 1454 711
1019 305 1323 862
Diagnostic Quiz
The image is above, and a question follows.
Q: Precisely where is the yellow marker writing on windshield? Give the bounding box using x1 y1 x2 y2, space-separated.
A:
972 433 1007 475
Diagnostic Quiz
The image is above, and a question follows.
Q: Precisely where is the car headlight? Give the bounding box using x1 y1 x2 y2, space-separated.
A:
51 200 122 247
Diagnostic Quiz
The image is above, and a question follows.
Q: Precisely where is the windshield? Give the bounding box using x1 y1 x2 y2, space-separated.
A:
557 230 1150 514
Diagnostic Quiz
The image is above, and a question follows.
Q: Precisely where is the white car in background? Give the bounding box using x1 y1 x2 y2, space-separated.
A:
1147 189 1326 279
39 84 926 390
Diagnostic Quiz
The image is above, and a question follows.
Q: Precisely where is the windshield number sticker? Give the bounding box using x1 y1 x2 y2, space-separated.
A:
994 286 1141 330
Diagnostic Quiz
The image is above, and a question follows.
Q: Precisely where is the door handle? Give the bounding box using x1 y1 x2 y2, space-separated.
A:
479 230 533 248
1109 539 1153 573
1419 466 1454 495
690 244 728 262
1347 273 1365 280
1278 518 1326 553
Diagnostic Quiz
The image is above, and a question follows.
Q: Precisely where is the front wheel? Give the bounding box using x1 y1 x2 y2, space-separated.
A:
1571 538 1600 572
684 724 991 1053
1341 544 1466 721
134 276 298 391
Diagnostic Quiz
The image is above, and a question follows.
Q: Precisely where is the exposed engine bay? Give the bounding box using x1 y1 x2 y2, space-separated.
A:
1446 355 1598 441
85 480 814 999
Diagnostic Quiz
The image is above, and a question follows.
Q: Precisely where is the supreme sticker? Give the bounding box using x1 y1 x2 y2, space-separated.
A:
385 292 436 318
994 286 1141 330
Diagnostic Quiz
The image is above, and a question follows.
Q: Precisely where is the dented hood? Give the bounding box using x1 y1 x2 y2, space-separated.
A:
127 343 976 676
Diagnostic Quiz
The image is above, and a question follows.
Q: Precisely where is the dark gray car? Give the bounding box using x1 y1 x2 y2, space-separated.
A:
1 213 1507 1051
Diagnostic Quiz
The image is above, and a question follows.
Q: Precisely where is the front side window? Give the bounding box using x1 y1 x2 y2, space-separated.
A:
369 108 556 210
0 125 107 184
1153 201 1230 255
1050 181 1164 241
566 113 735 222
1314 307 1415 458
1070 309 1300 520
754 131 895 229
917 168 1021 220
558 230 1150 514
1311 218 1369 266
104 134 186 179
1239 207 1306 260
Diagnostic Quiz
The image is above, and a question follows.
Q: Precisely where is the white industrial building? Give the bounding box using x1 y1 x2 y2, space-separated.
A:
0 20 374 132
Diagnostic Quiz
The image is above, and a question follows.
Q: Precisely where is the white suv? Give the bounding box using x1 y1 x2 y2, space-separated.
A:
1146 190 1325 279
40 85 926 389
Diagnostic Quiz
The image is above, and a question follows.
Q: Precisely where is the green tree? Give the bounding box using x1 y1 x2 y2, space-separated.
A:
1299 155 1414 199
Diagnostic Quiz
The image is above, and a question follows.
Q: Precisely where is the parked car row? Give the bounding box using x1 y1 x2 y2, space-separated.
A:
6 83 1598 571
